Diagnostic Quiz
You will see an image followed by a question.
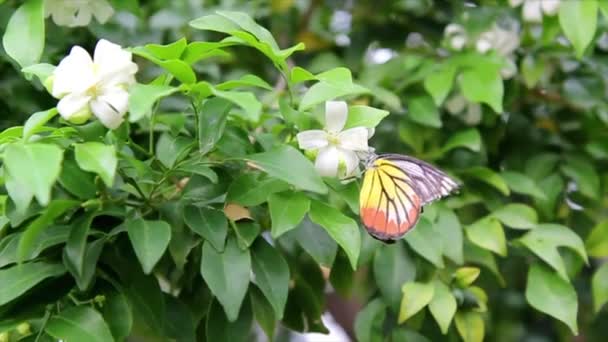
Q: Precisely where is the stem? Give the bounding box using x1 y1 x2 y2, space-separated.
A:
190 98 200 148
34 310 51 342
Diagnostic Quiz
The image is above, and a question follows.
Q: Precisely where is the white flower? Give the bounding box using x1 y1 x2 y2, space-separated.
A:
296 101 370 178
51 39 138 129
509 0 560 23
476 24 520 79
45 0 114 27
444 24 468 51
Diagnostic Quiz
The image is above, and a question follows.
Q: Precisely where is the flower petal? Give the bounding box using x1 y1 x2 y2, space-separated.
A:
296 130 329 150
57 93 91 119
52 46 95 98
69 6 93 27
338 148 360 177
509 0 524 7
92 0 115 23
315 146 340 177
94 39 138 86
523 0 543 22
541 0 560 15
338 127 369 151
325 101 348 133
90 89 128 129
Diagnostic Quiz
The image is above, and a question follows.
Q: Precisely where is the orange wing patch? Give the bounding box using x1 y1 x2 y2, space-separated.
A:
359 160 421 242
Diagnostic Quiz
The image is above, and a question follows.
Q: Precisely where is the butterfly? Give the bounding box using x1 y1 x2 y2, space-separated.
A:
359 153 459 243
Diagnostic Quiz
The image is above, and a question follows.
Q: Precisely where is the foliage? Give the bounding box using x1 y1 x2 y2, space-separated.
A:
0 0 607 341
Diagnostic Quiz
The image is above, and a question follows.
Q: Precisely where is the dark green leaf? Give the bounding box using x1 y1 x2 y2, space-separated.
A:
127 218 172 274
198 98 232 155
0 262 65 305
206 299 252 342
405 217 444 267
226 173 289 206
155 134 193 168
74 142 117 187
436 207 464 264
354 298 386 342
442 128 481 153
373 243 416 310
102 290 133 341
285 217 337 267
46 306 114 342
268 191 310 238
183 206 227 252
251 238 290 319
250 287 276 340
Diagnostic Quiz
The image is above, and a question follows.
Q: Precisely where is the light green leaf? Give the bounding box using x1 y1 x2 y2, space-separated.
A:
2 0 44 67
251 238 290 320
132 47 196 84
454 311 484 342
466 217 507 256
454 267 481 287
407 95 441 128
4 143 63 207
343 105 389 129
559 1 598 59
268 191 310 238
46 306 114 342
526 263 578 335
127 218 172 274
373 243 416 310
183 206 228 252
592 262 608 313
521 55 546 89
201 237 251 322
299 68 369 111
128 84 179 122
23 108 58 141
216 74 273 91
354 298 386 342
0 262 65 305
246 145 327 194
442 128 481 153
143 38 187 60
491 203 538 229
21 63 55 83
405 217 444 267
586 221 608 257
309 201 360 269
461 167 510 196
501 171 547 200
155 134 193 168
424 62 457 105
459 61 503 113
436 207 464 264
464 241 505 286
428 280 457 334
75 142 117 187
398 281 434 323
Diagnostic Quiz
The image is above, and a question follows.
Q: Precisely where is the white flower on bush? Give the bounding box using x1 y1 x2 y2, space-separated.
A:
51 39 138 129
296 101 369 178
476 24 520 79
444 24 468 51
509 0 560 23
45 0 115 27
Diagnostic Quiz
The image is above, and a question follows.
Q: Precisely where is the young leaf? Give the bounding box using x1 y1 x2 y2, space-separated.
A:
0 262 65 306
183 206 228 252
343 105 389 129
373 243 416 310
251 238 290 319
465 217 507 257
559 1 598 59
268 192 310 238
2 0 44 68
201 237 251 322
22 108 58 141
246 145 328 194
526 263 578 335
398 281 434 323
454 311 484 342
46 306 114 342
491 204 538 229
585 221 608 258
128 84 179 122
74 142 117 187
309 200 361 269
127 218 172 274
428 280 457 334
592 262 608 313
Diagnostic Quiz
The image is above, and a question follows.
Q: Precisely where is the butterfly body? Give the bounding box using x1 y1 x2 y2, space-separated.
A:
359 154 459 242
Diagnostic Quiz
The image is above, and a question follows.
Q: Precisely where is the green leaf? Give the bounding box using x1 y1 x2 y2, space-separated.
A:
343 105 389 129
22 108 58 141
144 38 188 60
405 217 444 267
424 62 457 105
491 203 538 229
501 171 547 200
561 156 601 199
285 217 337 267
227 173 289 206
21 62 55 83
0 225 71 268
459 60 503 113
183 206 227 252
234 221 261 250
216 74 273 91
102 290 133 341
0 262 65 305
206 299 253 342
127 218 172 274
201 237 251 322
466 217 507 256
519 224 588 280
329 251 354 296
521 54 546 89
250 286 276 340
65 238 105 291
559 1 598 59
132 47 196 84
373 243 416 310
246 145 327 194
428 280 457 334
128 84 179 122
354 298 386 342
298 68 369 111
63 212 95 279
454 267 481 287
155 134 193 168
526 263 578 335
462 167 510 196
464 241 505 286
436 207 464 264
442 128 481 153
211 88 262 122
586 221 608 257
592 262 608 313
198 97 233 155
309 200 361 269
4 143 63 207
2 0 44 67
75 142 117 187
251 238 290 320
454 311 484 342
268 191 310 238
46 306 114 342
59 157 97 200
398 282 434 323
407 95 441 128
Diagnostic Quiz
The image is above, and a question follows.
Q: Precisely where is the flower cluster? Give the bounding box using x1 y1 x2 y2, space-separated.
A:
296 101 370 178
45 0 115 27
509 0 560 23
50 39 138 129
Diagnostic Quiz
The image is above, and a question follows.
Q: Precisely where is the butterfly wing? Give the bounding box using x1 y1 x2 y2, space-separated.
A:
359 155 459 242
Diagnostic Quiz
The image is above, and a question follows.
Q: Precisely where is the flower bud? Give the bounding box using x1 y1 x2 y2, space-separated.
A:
67 107 92 125
16 322 31 336
43 75 55 95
